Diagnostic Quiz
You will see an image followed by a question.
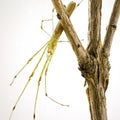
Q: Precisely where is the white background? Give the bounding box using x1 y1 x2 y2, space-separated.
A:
0 0 120 120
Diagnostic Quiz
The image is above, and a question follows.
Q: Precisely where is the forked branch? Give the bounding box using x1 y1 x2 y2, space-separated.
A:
102 0 120 56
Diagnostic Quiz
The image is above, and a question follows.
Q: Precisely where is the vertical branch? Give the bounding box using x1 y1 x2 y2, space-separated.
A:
102 0 120 57
87 0 102 58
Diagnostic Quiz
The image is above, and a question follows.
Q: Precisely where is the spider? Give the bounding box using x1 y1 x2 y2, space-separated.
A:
9 1 83 120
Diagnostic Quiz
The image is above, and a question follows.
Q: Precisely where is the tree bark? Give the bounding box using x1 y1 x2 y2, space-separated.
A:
86 1 108 119
51 0 86 64
51 0 120 120
102 0 120 57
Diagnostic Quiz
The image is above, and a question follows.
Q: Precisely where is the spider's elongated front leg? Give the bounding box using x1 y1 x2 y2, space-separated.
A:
9 1 76 120
41 16 69 105
10 42 48 86
9 45 48 120
44 55 70 107
33 2 76 120
33 54 52 119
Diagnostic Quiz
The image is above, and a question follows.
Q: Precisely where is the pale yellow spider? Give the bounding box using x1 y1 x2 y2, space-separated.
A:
9 1 83 120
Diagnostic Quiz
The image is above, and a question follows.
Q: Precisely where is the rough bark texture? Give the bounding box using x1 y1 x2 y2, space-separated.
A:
103 0 120 57
51 0 120 120
52 0 87 64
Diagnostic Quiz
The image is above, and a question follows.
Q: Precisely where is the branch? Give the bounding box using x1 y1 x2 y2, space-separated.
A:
51 0 86 64
87 0 102 58
102 0 120 56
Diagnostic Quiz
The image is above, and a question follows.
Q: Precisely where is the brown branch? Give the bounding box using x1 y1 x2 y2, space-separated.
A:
51 0 86 64
102 0 120 57
87 0 102 58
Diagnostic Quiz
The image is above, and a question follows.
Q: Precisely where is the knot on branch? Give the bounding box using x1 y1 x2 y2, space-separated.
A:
57 13 61 19
110 24 117 29
78 55 97 82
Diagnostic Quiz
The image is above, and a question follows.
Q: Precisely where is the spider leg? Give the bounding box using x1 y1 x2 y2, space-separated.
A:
33 49 70 119
9 45 48 120
33 54 52 120
41 19 52 37
10 41 48 86
77 0 84 7
40 8 55 37
44 54 69 107
52 8 55 32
